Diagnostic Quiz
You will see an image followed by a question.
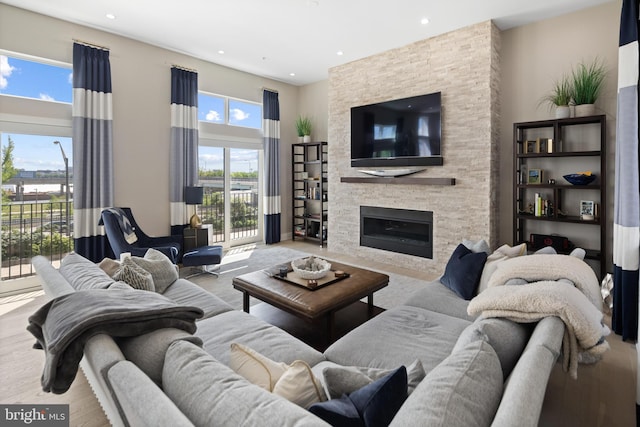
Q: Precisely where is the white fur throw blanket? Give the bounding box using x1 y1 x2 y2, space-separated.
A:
487 254 602 310
474 254 609 378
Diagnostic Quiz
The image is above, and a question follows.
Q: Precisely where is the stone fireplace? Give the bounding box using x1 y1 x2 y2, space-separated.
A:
327 21 500 276
360 207 433 259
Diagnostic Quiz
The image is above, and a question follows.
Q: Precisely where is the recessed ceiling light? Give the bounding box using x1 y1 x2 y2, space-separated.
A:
218 50 225 54
336 51 344 56
106 13 116 20
420 17 430 25
290 73 296 77
307 1 319 7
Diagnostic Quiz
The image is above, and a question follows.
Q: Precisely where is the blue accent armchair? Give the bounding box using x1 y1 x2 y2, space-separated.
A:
99 208 182 263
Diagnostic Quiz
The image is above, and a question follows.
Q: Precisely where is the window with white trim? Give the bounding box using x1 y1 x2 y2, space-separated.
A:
0 54 72 103
198 92 262 130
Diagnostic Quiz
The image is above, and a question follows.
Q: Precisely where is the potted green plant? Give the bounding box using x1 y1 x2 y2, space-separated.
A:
571 58 607 117
540 74 573 119
295 115 312 142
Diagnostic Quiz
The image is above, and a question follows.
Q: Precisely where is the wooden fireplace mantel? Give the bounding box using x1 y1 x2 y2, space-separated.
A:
340 177 456 186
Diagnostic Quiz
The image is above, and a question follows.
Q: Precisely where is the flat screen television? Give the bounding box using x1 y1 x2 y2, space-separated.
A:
350 92 442 167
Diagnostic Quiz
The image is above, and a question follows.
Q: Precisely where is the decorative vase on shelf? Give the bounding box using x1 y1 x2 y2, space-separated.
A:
575 104 596 117
303 135 311 142
555 105 570 119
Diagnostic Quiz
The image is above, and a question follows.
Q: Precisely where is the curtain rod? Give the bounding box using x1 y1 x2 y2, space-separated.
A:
262 87 279 94
73 39 109 51
172 64 198 73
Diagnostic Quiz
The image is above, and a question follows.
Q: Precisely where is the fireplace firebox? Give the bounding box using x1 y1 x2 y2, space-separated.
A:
360 206 433 258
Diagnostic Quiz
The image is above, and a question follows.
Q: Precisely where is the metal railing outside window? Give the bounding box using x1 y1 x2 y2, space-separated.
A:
198 179 259 243
1 201 73 280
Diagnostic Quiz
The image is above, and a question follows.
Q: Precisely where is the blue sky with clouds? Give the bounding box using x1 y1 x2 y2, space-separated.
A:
2 134 73 172
1 55 261 173
0 55 72 102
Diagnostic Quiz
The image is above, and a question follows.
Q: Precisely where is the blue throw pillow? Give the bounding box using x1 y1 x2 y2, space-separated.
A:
441 244 488 300
309 366 408 427
308 397 363 427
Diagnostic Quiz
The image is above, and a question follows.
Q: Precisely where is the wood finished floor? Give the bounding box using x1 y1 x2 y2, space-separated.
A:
0 241 635 426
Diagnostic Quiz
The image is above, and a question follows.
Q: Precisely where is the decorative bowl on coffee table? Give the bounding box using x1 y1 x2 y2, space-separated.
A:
291 256 331 279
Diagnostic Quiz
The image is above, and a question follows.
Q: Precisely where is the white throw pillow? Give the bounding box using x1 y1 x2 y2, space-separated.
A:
230 343 326 408
229 343 288 391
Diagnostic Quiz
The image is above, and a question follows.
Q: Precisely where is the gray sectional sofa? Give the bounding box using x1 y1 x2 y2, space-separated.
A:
32 252 564 427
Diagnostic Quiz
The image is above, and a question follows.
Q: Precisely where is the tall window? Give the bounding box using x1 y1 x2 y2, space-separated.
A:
1 52 73 285
1 134 73 280
197 145 261 245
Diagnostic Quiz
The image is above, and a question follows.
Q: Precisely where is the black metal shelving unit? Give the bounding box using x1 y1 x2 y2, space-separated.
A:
513 115 606 276
292 141 328 247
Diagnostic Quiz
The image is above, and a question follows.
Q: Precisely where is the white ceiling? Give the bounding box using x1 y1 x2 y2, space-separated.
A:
4 0 614 86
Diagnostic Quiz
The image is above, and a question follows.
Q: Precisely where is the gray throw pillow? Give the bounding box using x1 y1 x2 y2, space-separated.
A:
59 252 116 290
453 317 531 379
390 340 503 427
130 248 179 293
112 257 155 291
320 360 425 399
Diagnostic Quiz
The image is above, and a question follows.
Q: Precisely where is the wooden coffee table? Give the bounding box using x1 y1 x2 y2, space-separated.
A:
232 261 389 345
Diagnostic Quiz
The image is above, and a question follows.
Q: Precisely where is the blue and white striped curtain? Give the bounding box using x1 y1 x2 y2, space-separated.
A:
612 0 640 342
612 1 640 422
263 90 281 244
72 43 114 262
169 67 199 235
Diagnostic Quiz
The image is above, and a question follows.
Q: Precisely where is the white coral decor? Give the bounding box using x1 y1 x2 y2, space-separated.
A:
291 256 331 279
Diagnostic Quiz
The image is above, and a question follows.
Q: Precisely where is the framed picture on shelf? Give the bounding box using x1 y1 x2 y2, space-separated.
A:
525 140 538 154
537 138 548 153
527 169 542 185
580 200 595 220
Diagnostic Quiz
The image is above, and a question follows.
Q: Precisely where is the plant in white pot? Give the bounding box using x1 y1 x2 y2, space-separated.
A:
295 115 312 142
571 58 607 117
540 74 573 119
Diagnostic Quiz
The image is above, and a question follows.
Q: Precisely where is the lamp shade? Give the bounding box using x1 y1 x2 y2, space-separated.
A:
184 186 204 205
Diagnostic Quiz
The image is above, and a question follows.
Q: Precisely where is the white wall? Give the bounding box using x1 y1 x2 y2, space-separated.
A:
298 80 329 142
0 4 300 237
